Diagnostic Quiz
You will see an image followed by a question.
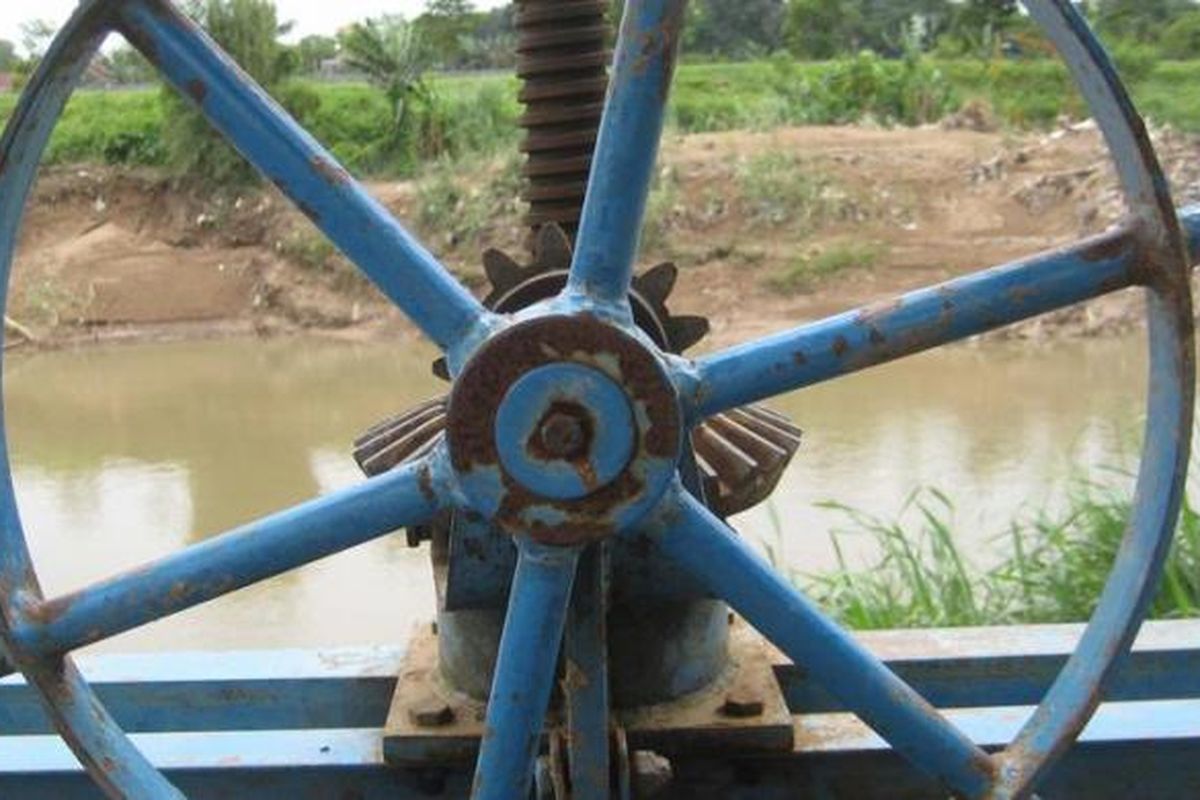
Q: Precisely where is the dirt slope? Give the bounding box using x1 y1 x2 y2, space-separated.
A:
9 123 1198 351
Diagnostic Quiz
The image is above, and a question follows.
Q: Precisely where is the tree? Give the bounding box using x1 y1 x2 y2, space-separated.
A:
296 34 338 74
459 5 516 69
785 0 864 59
416 0 479 65
686 0 787 58
1093 0 1194 43
945 0 1018 57
203 0 293 85
854 0 957 54
427 0 474 15
19 19 55 61
162 0 299 185
0 39 17 72
339 16 435 133
784 1 958 59
107 44 156 85
1161 10 1200 59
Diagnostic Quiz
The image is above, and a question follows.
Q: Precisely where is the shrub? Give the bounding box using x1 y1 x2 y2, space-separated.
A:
796 52 956 126
161 0 297 186
768 241 883 294
1161 12 1200 61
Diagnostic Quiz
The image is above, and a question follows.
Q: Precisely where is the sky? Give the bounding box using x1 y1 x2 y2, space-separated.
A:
1 0 506 55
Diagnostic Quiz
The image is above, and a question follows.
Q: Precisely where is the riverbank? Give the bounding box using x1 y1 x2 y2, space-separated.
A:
8 122 1199 354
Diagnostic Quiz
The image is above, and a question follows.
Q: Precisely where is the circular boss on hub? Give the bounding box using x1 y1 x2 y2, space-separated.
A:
446 314 682 546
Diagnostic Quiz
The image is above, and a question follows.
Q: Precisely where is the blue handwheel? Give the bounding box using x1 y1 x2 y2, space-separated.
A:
0 2 1193 799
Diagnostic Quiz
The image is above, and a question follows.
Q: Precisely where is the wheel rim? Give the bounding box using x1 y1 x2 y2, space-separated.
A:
0 2 1191 799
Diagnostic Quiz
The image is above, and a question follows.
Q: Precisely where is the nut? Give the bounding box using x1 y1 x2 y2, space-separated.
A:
409 697 455 727
719 691 764 719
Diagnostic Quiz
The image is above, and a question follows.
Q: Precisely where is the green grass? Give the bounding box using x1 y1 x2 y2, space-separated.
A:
778 473 1200 630
739 152 839 228
3 57 1199 178
413 151 523 265
769 241 884 293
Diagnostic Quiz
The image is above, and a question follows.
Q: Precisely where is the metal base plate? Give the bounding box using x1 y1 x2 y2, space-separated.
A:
382 621 793 766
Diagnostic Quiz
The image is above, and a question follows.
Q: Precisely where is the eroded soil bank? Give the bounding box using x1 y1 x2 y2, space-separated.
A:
9 123 1199 353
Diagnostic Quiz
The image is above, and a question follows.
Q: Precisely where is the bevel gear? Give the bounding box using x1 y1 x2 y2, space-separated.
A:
352 224 801 518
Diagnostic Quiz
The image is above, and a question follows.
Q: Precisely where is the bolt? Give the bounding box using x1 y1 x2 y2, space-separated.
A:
539 411 587 458
720 691 764 719
409 697 455 728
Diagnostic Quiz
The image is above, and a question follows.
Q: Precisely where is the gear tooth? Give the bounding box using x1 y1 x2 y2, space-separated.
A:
432 357 451 381
483 248 524 291
635 261 678 305
534 223 573 270
667 315 711 352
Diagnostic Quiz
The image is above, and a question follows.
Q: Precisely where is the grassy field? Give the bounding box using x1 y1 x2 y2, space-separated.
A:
2 57 1198 177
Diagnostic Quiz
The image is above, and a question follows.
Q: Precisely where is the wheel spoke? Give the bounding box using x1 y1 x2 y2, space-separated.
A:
472 538 580 800
566 0 686 307
113 0 491 353
650 491 995 797
9 457 446 659
688 225 1140 419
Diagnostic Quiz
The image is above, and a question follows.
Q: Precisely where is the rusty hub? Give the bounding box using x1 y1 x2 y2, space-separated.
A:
446 314 681 546
536 407 590 459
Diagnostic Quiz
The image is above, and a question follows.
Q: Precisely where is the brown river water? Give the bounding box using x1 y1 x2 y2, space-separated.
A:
3 334 1150 656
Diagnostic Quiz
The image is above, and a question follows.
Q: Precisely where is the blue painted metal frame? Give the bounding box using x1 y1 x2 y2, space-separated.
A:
114 0 496 361
686 226 1141 419
564 544 612 800
2 624 1200 798
651 490 994 795
471 539 579 800
1 0 1198 797
9 460 445 661
567 0 687 311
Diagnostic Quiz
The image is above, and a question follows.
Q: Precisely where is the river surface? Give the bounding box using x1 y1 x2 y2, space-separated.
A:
3 334 1149 655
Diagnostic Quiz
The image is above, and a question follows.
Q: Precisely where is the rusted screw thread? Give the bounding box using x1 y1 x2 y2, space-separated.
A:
516 0 611 241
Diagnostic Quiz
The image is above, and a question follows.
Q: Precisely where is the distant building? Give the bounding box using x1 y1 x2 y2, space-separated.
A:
0 73 13 93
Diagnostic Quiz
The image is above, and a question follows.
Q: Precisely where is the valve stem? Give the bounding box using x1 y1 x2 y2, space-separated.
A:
516 0 612 243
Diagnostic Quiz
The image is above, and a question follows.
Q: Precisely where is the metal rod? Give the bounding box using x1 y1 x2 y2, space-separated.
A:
565 544 611 799
652 492 995 797
11 460 443 659
567 0 686 307
472 539 580 800
114 0 491 354
689 225 1140 419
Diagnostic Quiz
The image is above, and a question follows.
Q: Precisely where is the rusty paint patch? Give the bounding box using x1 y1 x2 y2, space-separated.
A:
562 657 590 693
311 155 351 186
185 78 207 104
656 0 687 100
167 581 189 605
269 176 321 223
445 314 680 546
1079 225 1133 263
831 336 850 358
857 296 904 326
25 595 70 626
417 464 436 504
1008 285 1034 305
